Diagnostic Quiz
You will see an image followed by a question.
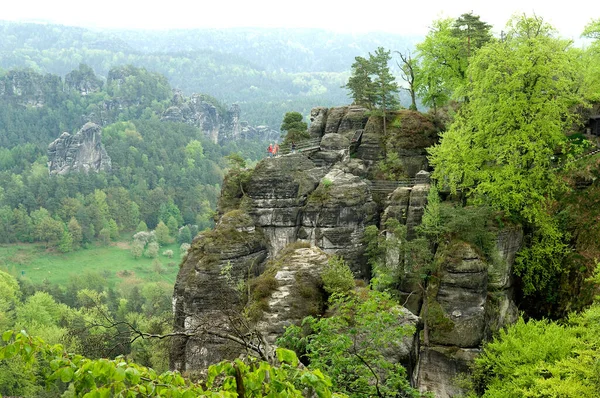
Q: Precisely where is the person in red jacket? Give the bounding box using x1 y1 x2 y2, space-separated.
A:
267 143 273 158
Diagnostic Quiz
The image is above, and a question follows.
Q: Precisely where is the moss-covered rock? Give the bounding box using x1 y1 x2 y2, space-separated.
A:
251 245 328 346
171 209 268 372
426 242 488 348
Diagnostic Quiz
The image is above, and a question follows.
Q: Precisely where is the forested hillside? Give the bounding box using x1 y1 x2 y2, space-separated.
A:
3 10 600 398
0 22 418 126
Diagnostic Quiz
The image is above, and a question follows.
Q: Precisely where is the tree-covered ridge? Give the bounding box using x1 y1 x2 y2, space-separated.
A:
0 21 419 127
0 63 270 250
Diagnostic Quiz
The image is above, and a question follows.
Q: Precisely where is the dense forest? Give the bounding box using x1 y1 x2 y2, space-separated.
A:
2 10 600 398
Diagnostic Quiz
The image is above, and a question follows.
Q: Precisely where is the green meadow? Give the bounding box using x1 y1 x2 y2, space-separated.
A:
0 241 183 288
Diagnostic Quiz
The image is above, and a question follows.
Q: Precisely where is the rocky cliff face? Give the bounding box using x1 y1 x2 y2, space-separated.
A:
47 122 112 175
161 90 279 144
413 233 521 398
172 106 438 370
171 106 521 396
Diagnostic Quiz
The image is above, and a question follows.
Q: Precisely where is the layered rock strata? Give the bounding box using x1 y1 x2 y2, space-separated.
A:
161 90 279 144
171 105 521 397
47 122 112 175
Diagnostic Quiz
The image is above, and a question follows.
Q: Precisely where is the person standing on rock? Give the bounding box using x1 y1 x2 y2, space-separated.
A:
267 143 273 158
273 143 279 157
291 141 296 154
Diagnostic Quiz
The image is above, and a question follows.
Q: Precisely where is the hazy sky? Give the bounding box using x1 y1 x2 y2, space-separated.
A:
2 0 599 39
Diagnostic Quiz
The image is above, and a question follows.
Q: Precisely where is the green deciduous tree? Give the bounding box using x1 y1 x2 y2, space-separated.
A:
469 304 600 397
428 14 585 295
57 229 73 253
67 217 83 248
0 331 344 397
279 289 426 398
155 221 172 245
417 13 492 106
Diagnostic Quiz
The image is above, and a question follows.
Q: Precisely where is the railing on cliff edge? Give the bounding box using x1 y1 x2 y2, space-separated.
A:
275 138 322 155
554 145 600 170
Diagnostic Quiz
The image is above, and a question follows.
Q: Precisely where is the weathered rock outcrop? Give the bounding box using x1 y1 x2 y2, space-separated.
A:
161 90 279 144
253 246 328 346
415 235 521 398
308 107 328 138
243 154 323 256
0 69 61 107
383 111 439 177
47 122 112 175
171 210 268 372
65 64 103 96
302 168 378 277
172 105 520 397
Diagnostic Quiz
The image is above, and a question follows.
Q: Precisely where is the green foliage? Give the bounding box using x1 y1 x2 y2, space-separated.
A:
416 13 492 106
57 229 73 253
428 14 585 296
155 221 173 245
131 240 144 259
364 220 433 292
136 221 148 232
321 256 355 295
468 304 600 397
145 241 160 259
374 152 406 180
0 331 345 397
177 225 192 244
281 111 310 144
345 47 399 112
0 270 20 331
279 289 425 398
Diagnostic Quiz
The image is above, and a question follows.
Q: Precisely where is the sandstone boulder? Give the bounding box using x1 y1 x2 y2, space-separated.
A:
308 107 328 138
302 169 378 277
320 132 350 151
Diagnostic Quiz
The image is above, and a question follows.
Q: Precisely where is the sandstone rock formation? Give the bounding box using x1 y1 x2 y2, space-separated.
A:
253 246 329 347
65 64 103 96
414 234 521 398
171 105 520 397
161 90 279 144
47 122 112 175
171 210 268 371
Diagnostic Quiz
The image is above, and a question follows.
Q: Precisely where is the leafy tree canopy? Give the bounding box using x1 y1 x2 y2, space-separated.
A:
428 14 585 295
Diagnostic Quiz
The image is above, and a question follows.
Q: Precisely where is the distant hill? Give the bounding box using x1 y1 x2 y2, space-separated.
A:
0 21 420 127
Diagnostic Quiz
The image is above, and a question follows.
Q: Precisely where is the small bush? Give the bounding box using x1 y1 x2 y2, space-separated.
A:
152 259 165 274
131 240 144 259
322 256 355 295
145 242 159 258
162 249 174 258
179 243 191 259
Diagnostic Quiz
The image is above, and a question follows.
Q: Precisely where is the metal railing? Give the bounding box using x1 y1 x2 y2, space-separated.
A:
272 138 322 156
369 179 417 192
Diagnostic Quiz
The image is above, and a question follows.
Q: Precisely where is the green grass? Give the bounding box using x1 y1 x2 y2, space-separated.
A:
0 240 183 288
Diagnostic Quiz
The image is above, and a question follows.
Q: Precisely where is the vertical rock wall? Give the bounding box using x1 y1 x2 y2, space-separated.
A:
171 105 520 397
47 122 112 175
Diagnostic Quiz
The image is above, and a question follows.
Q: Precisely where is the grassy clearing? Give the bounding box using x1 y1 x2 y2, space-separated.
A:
0 240 183 288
